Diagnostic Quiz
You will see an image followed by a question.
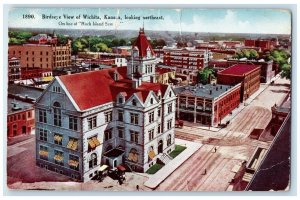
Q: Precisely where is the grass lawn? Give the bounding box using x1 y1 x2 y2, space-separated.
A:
169 145 187 158
146 163 164 174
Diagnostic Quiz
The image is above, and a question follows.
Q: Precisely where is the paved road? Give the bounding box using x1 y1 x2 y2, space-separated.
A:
156 77 290 191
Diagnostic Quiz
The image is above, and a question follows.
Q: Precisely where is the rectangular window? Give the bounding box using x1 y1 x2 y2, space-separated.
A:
28 111 31 118
118 110 123 122
69 154 79 171
104 129 113 141
158 124 161 134
167 119 172 130
118 128 124 138
130 113 139 125
148 129 154 141
69 116 78 131
158 107 161 117
130 130 139 143
168 103 173 114
149 111 154 124
105 111 113 123
39 109 47 123
54 133 63 145
53 107 61 127
39 129 48 141
54 150 64 166
88 116 97 130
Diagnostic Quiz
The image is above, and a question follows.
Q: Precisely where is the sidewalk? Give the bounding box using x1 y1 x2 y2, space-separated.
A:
144 138 202 189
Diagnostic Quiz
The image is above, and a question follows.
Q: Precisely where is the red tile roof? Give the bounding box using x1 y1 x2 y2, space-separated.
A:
132 28 155 57
218 64 260 76
58 67 168 111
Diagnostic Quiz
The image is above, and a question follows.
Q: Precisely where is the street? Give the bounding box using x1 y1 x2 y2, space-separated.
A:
155 77 290 191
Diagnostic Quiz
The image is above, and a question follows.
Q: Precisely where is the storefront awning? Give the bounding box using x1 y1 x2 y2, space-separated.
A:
69 159 79 167
39 150 48 157
67 139 78 150
148 150 156 160
54 154 63 161
88 137 100 149
128 152 138 162
54 134 62 142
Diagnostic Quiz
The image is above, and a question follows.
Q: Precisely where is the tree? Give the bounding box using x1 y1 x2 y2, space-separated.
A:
197 68 216 84
280 64 291 80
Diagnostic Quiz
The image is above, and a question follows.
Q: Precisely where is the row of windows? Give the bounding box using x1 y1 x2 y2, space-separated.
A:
39 145 79 171
8 111 31 122
26 57 49 62
38 128 78 150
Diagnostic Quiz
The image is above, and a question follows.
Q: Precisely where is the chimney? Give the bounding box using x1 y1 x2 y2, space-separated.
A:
220 85 222 89
209 90 212 95
216 86 218 91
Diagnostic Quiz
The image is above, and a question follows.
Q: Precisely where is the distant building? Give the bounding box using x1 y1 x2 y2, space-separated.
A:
163 48 212 81
217 64 261 102
211 49 236 60
8 57 21 82
155 67 176 85
28 33 58 45
244 39 275 51
7 85 43 138
112 46 132 56
8 34 72 69
7 99 35 138
35 29 176 182
21 67 53 82
174 83 241 127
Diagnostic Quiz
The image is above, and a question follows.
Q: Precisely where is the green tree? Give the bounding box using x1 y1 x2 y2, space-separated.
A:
197 68 216 84
280 64 291 80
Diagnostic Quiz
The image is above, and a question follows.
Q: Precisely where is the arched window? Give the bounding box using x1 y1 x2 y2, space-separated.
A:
167 134 172 146
128 148 139 163
89 153 97 169
169 91 172 97
53 102 61 126
132 99 137 106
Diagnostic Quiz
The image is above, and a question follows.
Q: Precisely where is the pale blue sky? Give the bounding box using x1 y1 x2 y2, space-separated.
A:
8 8 291 34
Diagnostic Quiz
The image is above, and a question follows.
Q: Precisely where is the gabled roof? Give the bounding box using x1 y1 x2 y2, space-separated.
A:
132 28 155 58
58 67 169 111
218 64 260 76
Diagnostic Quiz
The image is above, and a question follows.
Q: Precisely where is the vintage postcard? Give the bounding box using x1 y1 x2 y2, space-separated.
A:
5 6 292 192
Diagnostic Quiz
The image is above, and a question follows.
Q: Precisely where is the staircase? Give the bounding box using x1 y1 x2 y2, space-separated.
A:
158 153 173 165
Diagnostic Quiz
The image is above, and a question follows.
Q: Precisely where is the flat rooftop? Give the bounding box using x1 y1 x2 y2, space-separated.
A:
7 98 33 115
218 64 259 76
8 84 43 101
174 83 236 99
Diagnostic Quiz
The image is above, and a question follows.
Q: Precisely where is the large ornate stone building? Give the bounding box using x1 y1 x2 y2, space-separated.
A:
35 29 176 182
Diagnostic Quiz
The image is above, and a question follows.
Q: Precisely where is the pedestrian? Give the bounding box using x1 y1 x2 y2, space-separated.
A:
202 169 207 175
136 184 139 191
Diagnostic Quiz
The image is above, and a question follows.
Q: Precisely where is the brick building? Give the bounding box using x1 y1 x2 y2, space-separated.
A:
7 85 43 138
35 29 176 182
163 48 212 81
155 67 176 85
8 35 72 69
244 39 275 51
7 99 35 138
21 68 53 81
174 83 241 127
8 57 21 82
217 64 261 102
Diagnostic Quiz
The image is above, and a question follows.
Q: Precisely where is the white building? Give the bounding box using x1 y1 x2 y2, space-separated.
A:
35 29 176 182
